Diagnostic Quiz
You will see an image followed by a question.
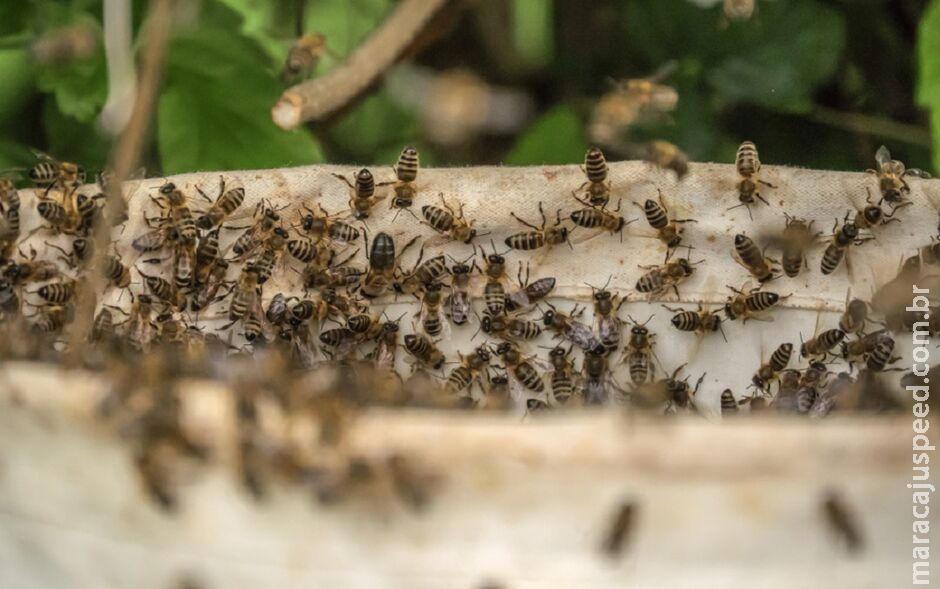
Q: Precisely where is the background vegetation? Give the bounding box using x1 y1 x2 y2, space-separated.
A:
0 0 938 176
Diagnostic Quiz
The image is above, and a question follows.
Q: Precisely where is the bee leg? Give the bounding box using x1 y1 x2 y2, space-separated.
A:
509 211 540 231
331 172 355 189
758 179 776 188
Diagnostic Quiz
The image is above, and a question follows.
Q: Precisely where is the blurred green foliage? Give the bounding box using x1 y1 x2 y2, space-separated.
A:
0 0 935 177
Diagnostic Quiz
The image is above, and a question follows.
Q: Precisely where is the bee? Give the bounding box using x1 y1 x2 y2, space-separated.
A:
588 66 678 147
575 147 611 207
74 191 103 234
569 198 635 242
155 312 188 345
322 286 366 319
190 259 229 313
581 343 614 405
403 334 445 371
481 312 542 341
600 501 636 558
396 249 449 295
384 146 419 210
635 189 696 249
193 228 222 284
839 293 873 334
542 303 601 351
820 220 871 275
849 187 910 232
29 302 71 333
866 145 914 204
35 198 71 233
445 345 491 396
3 246 61 285
664 304 725 340
297 203 360 243
496 341 545 397
864 333 898 372
334 168 383 220
231 201 282 259
623 315 657 385
720 389 739 416
29 152 85 190
635 253 698 299
505 202 570 251
504 263 556 313
733 233 776 282
724 283 786 322
286 237 332 265
729 141 774 219
265 292 291 326
779 213 816 277
421 194 481 244
102 254 131 289
723 0 756 22
224 267 260 327
480 243 508 316
132 223 174 253
247 227 289 284
361 231 419 299
34 278 78 304
751 342 793 392
644 140 688 179
0 178 20 234
318 326 359 350
546 345 577 406
821 491 864 553
662 365 705 413
446 257 477 325
91 306 118 343
283 33 328 81
123 293 155 352
800 328 846 360
195 177 245 230
589 278 625 351
418 283 448 338
137 269 185 309
151 182 197 245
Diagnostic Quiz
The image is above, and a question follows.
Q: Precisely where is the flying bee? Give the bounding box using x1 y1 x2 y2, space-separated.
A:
663 304 725 340
361 231 419 299
589 277 625 351
821 491 864 553
582 343 615 405
569 198 635 242
575 147 611 207
635 189 696 249
383 146 419 210
724 283 786 322
635 252 699 299
729 141 774 219
297 203 360 243
800 328 846 360
334 168 383 220
396 248 449 295
194 177 245 230
418 282 448 338
496 342 545 399
750 342 793 393
542 302 601 351
445 345 492 397
733 233 777 282
644 140 688 179
446 256 477 325
546 345 577 406
866 145 917 204
231 201 282 259
505 202 571 251
849 187 910 232
283 33 328 81
421 194 481 244
28 151 85 190
403 334 445 371
821 220 870 275
504 262 556 313
623 315 657 386
779 213 816 277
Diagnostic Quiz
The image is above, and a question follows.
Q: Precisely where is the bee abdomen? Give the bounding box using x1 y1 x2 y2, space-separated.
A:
820 244 845 275
720 389 738 415
643 200 668 229
355 169 375 197
584 148 608 183
484 280 505 315
505 232 544 251
421 205 455 232
515 363 544 392
769 343 794 372
746 291 779 312
396 147 419 182
670 311 700 331
736 141 760 177
570 209 604 228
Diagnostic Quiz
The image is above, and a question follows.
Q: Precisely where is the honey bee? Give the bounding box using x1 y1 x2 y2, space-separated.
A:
28 302 72 333
190 259 229 313
403 333 446 371
361 231 418 299
820 220 870 275
644 140 689 179
101 254 131 289
286 237 333 265
750 342 793 392
635 189 696 249
504 263 555 313
724 283 785 322
719 389 739 416
421 194 481 244
663 304 725 339
821 491 864 553
231 201 283 259
729 141 774 219
247 227 289 284
505 202 571 251
588 66 678 147
839 292 873 334
480 312 542 341
661 364 705 413
28 151 85 190
581 343 615 405
779 213 816 277
635 252 698 299
223 267 261 328
569 198 635 242
151 182 197 245
575 147 612 207
589 278 625 351
800 328 846 360
445 345 491 397
3 245 61 285
194 177 245 230
297 203 360 243
446 256 477 325
137 268 185 310
733 233 777 282
283 33 328 81
34 277 78 304
848 187 910 232
418 282 448 338
863 332 899 372
866 145 915 204
383 146 419 210
542 303 601 351
840 329 890 366
396 249 449 296
193 228 222 285
623 315 657 385
542 345 576 406
600 501 636 558
334 168 384 220
124 293 155 351
496 341 545 399
480 242 508 316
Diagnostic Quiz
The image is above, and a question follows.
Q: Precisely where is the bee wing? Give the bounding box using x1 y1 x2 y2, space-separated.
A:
874 145 890 168
568 321 601 350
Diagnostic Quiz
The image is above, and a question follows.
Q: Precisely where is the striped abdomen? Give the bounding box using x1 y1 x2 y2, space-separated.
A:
627 350 650 385
355 168 375 198
584 148 608 183
769 343 793 372
642 199 668 229
736 141 760 177
505 231 544 251
396 147 419 182
513 362 544 392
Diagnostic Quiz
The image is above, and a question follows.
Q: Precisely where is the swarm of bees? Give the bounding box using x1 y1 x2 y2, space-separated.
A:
0 142 933 511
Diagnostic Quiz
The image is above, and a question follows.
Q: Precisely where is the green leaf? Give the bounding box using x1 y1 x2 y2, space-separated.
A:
504 105 586 165
328 90 420 160
917 0 940 173
158 26 322 174
42 99 111 172
0 49 34 130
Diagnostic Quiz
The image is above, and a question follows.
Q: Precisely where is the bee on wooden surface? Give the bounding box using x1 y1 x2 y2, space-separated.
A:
28 151 85 191
480 242 509 316
750 342 793 393
265 292 290 327
866 145 918 204
778 213 816 277
569 198 635 242
589 278 625 351
635 189 696 249
724 283 785 322
150 182 197 245
545 345 577 406
288 296 329 329
247 227 289 285
91 306 119 343
396 248 449 296
800 328 846 360
418 282 448 338
505 202 571 251
601 501 636 558
334 168 384 220
839 293 874 335
194 177 245 230
661 364 705 413
623 315 657 386
365 315 403 371
361 231 418 299
383 146 419 210
496 341 545 398
193 228 222 284
283 33 328 81
223 267 261 328
155 312 188 346
504 263 556 313
481 312 542 341
318 325 359 349
848 187 910 232
137 268 185 310
446 256 477 325
403 333 446 371
445 345 492 396
864 333 899 372
231 201 283 259
582 343 615 405
293 204 355 245
729 141 774 219
190 259 230 313
663 304 725 340
644 140 688 179
35 196 71 234
573 147 612 207
733 233 777 282
542 303 601 351
101 254 131 289
421 194 481 244
821 220 871 276
635 252 699 299
720 389 739 416
121 293 155 352
286 237 332 265
3 246 61 285
27 302 72 333
821 491 864 553
33 277 78 304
